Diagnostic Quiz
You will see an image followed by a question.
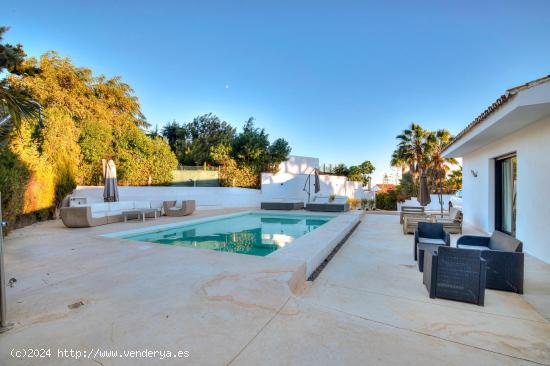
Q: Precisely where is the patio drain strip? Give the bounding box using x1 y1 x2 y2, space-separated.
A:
307 220 361 282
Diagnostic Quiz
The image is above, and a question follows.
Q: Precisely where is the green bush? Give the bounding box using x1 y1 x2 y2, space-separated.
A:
375 189 398 210
0 149 30 233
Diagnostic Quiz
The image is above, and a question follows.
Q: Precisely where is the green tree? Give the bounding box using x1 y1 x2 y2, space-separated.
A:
332 163 349 176
391 123 431 179
0 26 40 144
210 118 291 188
447 169 462 192
162 114 235 165
425 129 458 214
348 160 375 185
2 50 178 226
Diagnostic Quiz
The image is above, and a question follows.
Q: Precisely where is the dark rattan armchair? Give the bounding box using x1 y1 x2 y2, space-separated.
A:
414 222 451 261
423 246 487 306
457 231 524 293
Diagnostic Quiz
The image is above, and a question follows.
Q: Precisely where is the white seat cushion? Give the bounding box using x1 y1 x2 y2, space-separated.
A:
150 201 163 209
90 203 110 213
133 201 151 209
109 201 134 211
418 237 446 245
91 210 109 218
458 244 489 251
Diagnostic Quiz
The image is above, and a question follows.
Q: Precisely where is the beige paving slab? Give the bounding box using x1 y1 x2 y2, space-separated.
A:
231 298 537 366
302 283 550 364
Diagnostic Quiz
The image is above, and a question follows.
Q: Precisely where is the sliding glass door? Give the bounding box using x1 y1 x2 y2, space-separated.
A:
495 155 517 236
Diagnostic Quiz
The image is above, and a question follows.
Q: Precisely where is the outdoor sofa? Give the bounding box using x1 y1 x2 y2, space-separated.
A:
60 200 164 228
261 199 304 210
457 231 524 293
400 206 425 224
431 207 463 234
403 208 463 235
423 246 487 306
163 200 196 217
305 195 349 212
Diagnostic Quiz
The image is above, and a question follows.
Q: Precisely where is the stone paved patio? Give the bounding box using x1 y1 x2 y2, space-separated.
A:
1 212 549 365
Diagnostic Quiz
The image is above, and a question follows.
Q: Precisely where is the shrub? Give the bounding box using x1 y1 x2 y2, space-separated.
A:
375 189 398 210
0 149 31 233
348 197 361 209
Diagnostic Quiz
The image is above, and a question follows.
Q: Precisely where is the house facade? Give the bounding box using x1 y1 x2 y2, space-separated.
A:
443 75 550 263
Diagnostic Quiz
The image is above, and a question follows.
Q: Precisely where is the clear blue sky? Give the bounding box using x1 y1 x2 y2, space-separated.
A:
4 0 550 182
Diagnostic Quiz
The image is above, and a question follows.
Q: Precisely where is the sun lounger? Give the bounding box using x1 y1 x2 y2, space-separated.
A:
305 196 349 212
261 199 304 210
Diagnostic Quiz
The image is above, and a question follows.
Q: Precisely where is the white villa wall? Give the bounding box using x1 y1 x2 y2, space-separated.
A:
261 172 366 201
397 194 452 211
277 155 319 175
71 186 262 210
462 115 550 263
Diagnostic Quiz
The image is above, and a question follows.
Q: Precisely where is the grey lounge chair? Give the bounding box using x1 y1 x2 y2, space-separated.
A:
261 199 304 210
423 246 487 306
163 200 196 217
457 231 524 293
305 196 349 212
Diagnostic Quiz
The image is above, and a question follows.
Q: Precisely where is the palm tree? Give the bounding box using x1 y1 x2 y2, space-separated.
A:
391 123 431 179
425 129 458 215
0 26 40 145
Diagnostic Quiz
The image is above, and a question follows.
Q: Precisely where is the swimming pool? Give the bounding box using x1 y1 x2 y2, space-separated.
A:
107 212 334 256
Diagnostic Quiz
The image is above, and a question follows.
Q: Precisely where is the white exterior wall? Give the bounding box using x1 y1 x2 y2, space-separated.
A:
277 155 319 174
261 172 365 200
462 115 550 263
71 186 262 210
397 194 453 211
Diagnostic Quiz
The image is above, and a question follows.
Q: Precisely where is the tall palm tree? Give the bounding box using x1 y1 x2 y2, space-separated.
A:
390 123 431 179
425 129 458 215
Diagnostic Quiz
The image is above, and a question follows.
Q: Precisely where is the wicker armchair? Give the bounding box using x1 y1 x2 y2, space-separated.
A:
423 246 487 306
414 222 450 262
163 200 196 217
457 231 524 293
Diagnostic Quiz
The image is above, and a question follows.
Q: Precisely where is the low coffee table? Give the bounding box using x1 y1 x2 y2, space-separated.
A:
417 237 447 272
122 208 160 222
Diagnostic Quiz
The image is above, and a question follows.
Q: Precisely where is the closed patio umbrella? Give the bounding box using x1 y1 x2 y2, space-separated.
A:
103 159 119 202
417 173 431 207
314 168 320 193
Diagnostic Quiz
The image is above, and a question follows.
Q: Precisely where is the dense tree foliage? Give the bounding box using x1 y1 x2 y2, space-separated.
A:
387 123 461 211
162 113 235 165
0 26 40 144
1 45 177 231
325 160 376 186
164 115 291 188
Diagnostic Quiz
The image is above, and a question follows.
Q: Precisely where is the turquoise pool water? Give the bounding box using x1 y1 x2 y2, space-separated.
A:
118 212 334 256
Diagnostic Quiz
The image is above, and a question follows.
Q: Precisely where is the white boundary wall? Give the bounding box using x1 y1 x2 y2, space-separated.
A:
71 186 262 210
261 172 366 200
397 194 453 211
